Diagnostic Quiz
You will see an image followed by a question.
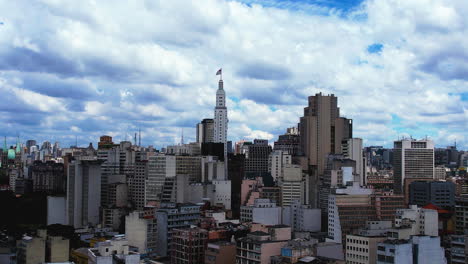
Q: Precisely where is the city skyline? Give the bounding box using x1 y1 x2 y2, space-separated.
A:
0 0 467 149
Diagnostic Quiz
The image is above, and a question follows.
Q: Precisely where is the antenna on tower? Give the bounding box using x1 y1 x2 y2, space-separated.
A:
181 128 184 145
134 133 137 146
139 128 141 147
75 136 78 148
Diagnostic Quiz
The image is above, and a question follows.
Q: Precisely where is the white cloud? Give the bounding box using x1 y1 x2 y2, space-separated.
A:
0 0 467 149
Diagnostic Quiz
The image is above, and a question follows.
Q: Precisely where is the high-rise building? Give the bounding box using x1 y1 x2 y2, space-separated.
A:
298 93 352 176
393 139 434 194
280 164 306 207
26 140 37 154
268 150 292 182
155 203 201 257
31 161 65 194
342 138 364 186
171 227 208 264
197 118 215 143
66 159 102 228
125 210 157 257
213 77 228 159
245 139 272 177
273 127 300 156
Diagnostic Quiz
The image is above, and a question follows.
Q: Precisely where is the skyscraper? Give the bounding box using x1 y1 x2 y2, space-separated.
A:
392 139 434 194
196 118 214 143
298 93 352 176
213 74 228 159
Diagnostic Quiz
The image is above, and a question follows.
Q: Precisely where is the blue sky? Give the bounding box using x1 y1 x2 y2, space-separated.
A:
0 0 467 149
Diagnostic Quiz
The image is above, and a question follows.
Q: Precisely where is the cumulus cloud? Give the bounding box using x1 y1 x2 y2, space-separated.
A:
0 0 467 149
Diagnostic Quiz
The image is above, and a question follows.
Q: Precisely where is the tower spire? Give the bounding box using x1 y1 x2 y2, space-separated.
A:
139 128 141 147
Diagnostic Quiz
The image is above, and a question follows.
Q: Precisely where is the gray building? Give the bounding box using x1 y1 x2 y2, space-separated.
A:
244 139 272 177
155 203 201 257
392 139 434 194
409 181 455 208
66 159 102 228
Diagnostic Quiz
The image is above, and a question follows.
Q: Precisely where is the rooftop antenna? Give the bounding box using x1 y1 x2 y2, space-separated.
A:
139 128 141 147
75 136 78 148
455 139 457 149
134 133 137 146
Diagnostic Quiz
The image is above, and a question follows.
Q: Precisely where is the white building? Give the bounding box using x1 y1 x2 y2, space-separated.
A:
125 211 157 256
213 76 228 161
393 139 434 194
282 200 321 232
268 150 292 182
240 199 282 225
377 236 446 264
66 160 102 228
213 180 231 210
394 205 438 237
47 196 66 225
88 237 140 264
342 138 364 185
201 156 225 182
346 235 386 264
281 164 305 206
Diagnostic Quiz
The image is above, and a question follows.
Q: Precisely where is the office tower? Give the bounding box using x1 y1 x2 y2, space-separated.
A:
342 138 365 185
26 140 36 154
213 77 228 159
328 187 376 245
280 164 306 206
66 159 102 228
31 161 65 194
298 93 352 176
320 155 356 214
125 210 157 257
146 155 176 205
155 203 201 257
268 150 292 182
244 139 272 177
197 118 215 143
171 227 208 264
409 181 455 208
273 127 300 156
393 139 435 194
98 141 136 208
228 153 244 218
128 160 147 210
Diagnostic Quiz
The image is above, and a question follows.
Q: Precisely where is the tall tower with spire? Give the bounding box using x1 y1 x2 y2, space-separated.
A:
213 69 228 159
